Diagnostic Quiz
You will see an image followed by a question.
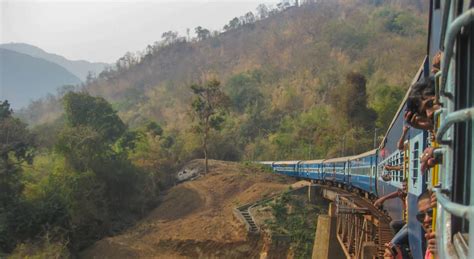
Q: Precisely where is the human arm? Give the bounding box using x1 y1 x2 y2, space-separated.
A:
397 126 410 150
384 164 402 171
374 191 400 207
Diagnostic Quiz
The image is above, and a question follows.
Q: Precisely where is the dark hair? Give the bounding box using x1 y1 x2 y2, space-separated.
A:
405 76 435 120
406 96 420 113
410 76 435 99
417 190 431 203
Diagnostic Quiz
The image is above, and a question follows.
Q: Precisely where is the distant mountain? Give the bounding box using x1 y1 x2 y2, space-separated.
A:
0 43 108 81
0 48 82 109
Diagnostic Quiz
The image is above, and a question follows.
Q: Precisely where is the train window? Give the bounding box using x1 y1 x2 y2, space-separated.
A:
434 0 440 9
412 142 419 183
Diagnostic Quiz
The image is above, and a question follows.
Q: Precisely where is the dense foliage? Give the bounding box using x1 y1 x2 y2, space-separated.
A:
266 190 328 258
1 95 167 256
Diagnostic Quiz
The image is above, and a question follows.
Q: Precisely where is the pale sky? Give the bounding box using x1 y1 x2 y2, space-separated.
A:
0 0 280 63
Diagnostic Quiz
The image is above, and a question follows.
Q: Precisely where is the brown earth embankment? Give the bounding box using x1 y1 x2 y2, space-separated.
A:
80 159 297 258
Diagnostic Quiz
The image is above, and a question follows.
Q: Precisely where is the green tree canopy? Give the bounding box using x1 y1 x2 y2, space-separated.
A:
63 92 126 144
190 79 229 173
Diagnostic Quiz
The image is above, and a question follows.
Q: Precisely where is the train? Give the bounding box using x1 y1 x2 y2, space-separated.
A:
261 1 473 258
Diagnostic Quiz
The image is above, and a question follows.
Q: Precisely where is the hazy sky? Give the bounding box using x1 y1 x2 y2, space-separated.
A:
1 0 280 63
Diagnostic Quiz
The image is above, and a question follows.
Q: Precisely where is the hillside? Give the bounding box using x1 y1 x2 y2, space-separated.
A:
0 48 82 109
0 43 108 81
17 0 428 163
80 160 296 258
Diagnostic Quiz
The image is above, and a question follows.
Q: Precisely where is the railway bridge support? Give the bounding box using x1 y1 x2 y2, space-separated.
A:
312 185 393 259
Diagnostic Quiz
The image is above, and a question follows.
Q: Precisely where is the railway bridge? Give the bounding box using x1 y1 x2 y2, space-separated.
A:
310 184 393 259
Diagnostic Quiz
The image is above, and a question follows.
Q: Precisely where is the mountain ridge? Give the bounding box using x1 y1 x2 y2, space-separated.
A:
0 48 82 109
0 42 109 81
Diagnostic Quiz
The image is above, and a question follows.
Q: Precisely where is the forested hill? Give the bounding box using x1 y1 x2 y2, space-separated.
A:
19 0 427 160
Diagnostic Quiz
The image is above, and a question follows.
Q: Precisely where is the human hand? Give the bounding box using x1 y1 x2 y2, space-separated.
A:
425 231 437 256
383 242 401 259
421 147 438 172
404 111 433 130
374 198 384 208
430 191 437 208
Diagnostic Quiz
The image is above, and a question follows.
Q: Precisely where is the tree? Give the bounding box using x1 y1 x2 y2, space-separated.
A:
161 31 179 45
243 12 256 24
370 85 404 131
224 17 241 31
195 26 210 41
256 4 269 19
62 92 126 145
0 100 35 252
190 79 229 173
330 72 377 130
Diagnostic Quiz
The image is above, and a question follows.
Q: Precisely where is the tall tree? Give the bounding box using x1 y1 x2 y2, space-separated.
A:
190 79 229 173
0 100 34 252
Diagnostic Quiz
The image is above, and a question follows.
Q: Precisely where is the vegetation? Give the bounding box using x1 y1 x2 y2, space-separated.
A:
190 79 229 173
18 0 426 160
5 0 428 256
0 95 172 256
266 190 328 258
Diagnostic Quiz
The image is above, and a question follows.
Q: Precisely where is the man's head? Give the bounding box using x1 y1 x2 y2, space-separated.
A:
401 179 408 193
417 190 433 232
405 77 440 130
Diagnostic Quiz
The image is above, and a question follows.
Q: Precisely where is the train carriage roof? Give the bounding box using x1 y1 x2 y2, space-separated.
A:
273 160 301 165
258 161 274 165
325 156 353 163
350 149 377 160
300 159 324 164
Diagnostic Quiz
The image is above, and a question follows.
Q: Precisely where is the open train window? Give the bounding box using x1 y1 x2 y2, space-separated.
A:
452 18 473 236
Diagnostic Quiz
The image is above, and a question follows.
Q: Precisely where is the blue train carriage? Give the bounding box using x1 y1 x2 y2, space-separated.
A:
272 161 301 178
298 159 324 182
323 156 352 187
377 59 430 259
432 1 474 258
348 149 378 198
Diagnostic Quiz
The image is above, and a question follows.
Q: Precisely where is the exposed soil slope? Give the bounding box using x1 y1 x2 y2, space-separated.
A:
80 159 296 258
